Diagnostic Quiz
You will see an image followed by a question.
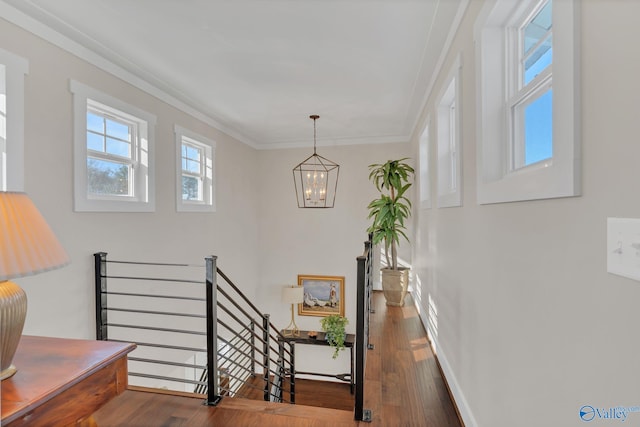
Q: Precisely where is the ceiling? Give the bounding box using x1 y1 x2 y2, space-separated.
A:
1 0 466 149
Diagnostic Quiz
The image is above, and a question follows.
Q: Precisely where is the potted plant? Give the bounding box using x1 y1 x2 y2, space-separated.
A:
367 158 414 306
320 315 348 359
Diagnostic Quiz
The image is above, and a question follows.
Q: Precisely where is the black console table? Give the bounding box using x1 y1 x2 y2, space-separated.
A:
278 330 355 403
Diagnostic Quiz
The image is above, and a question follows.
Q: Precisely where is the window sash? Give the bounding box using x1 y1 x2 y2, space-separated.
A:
86 106 139 198
181 141 205 202
508 0 553 172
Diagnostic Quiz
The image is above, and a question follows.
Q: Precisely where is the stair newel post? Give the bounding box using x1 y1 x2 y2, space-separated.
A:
94 252 108 341
250 319 256 375
205 255 222 406
263 313 270 401
277 345 284 402
289 341 296 404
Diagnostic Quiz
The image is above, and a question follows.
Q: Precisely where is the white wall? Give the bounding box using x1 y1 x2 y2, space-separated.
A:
412 1 640 426
256 142 411 374
0 17 260 339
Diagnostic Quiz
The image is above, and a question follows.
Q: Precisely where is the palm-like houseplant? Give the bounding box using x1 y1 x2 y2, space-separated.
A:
367 158 414 306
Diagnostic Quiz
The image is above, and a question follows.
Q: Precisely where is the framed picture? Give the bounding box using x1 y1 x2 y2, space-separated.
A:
297 275 345 317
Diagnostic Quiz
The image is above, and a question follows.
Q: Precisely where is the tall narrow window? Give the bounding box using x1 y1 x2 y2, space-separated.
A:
0 49 28 191
510 0 553 170
475 0 580 204
71 80 156 212
175 125 215 212
0 65 6 190
436 56 462 208
419 121 431 209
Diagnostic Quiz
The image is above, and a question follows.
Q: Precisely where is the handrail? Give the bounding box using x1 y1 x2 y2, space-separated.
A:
354 234 374 421
94 252 294 407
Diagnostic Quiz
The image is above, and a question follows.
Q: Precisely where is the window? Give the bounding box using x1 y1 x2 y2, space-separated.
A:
419 120 431 209
71 80 156 212
475 0 580 204
436 56 462 208
0 49 28 191
509 0 552 170
175 125 215 212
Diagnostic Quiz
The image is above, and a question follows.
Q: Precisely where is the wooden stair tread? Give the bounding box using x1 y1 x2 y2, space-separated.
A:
218 397 356 422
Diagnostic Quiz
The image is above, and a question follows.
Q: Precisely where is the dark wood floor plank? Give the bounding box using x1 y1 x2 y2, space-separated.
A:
92 291 463 426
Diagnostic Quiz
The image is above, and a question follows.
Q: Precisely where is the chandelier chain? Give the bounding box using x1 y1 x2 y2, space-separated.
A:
311 114 319 155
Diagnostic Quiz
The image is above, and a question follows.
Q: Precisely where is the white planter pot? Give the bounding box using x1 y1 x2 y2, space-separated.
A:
381 268 409 307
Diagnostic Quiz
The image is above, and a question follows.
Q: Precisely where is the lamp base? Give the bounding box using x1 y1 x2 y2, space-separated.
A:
0 280 27 381
282 304 300 337
0 365 17 381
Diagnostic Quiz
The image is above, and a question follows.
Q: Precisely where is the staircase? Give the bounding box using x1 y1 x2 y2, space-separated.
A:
93 235 373 421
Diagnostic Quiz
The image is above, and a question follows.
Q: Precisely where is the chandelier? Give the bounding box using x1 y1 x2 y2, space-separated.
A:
292 115 339 208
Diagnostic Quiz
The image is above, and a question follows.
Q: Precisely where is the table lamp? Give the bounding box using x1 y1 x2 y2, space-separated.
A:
0 192 69 380
282 285 303 337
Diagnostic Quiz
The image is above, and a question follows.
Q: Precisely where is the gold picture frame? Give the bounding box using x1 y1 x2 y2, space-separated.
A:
297 275 345 317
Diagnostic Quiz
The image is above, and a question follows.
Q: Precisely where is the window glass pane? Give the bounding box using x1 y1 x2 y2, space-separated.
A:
87 132 104 152
449 101 457 190
524 89 553 165
523 1 552 85
87 158 130 195
524 41 552 85
106 119 131 142
0 65 5 191
524 0 552 54
87 112 104 133
182 175 201 201
182 143 202 173
106 137 131 158
184 145 201 161
185 159 200 173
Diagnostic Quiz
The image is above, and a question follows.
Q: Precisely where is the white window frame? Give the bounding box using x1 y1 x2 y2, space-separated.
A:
0 48 28 192
70 80 156 212
175 125 216 213
419 119 432 209
436 55 462 208
475 0 580 204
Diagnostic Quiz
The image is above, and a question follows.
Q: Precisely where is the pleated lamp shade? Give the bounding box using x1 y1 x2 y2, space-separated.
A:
0 192 69 280
0 191 69 380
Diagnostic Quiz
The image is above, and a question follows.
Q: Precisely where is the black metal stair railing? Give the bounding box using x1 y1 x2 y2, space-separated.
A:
94 252 294 406
355 234 374 422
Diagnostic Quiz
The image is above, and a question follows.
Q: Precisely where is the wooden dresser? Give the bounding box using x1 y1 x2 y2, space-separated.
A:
1 335 135 426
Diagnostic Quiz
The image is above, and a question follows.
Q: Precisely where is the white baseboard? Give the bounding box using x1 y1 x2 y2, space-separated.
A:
413 295 479 427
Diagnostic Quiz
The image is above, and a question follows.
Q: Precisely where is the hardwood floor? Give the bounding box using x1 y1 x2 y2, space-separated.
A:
237 375 355 411
365 292 462 426
92 292 462 426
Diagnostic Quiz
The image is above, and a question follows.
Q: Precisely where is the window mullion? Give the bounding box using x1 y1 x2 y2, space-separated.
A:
87 149 133 165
